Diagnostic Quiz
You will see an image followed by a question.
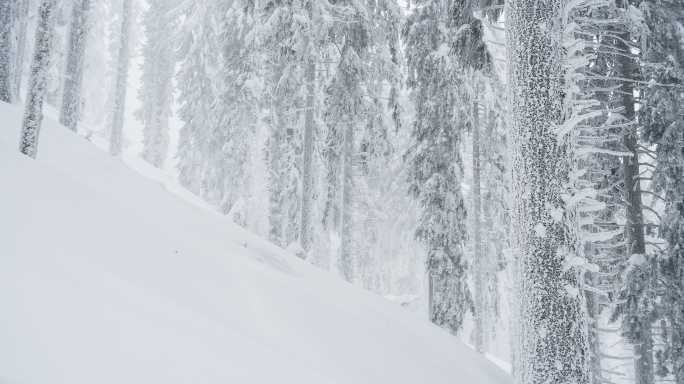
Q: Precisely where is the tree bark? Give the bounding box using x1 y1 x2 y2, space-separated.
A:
339 119 354 282
0 0 16 102
19 0 57 158
472 99 485 353
60 0 91 131
299 59 315 254
12 0 28 100
507 0 589 383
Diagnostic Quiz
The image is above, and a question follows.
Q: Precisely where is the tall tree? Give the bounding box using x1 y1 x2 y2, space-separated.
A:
612 3 654 383
19 0 57 158
405 0 471 333
109 0 132 156
138 0 177 168
176 1 223 197
506 0 589 383
258 0 328 249
451 0 491 352
60 0 92 132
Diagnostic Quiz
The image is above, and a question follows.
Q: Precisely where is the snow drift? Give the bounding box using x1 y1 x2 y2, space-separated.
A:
0 102 511 384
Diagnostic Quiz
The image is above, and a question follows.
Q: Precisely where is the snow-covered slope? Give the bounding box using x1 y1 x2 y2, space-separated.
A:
0 102 511 384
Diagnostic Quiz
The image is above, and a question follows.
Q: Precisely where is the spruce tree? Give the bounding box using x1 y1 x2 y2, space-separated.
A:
404 0 471 333
176 1 223 198
138 0 177 168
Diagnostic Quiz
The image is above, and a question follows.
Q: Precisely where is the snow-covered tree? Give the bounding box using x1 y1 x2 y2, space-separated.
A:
137 0 177 168
176 1 223 195
45 1 71 108
257 0 332 249
404 0 471 333
60 0 92 132
19 0 57 158
12 0 29 100
176 0 255 216
450 0 492 352
635 1 684 381
109 0 132 156
0 0 16 102
506 0 589 382
607 3 656 383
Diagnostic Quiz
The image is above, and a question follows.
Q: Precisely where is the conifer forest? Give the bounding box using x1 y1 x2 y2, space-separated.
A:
1 0 684 383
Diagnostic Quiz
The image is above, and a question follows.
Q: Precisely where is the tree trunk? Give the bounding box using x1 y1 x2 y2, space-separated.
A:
109 0 131 156
507 0 589 383
299 59 315 254
60 0 91 131
268 107 285 246
0 0 16 102
12 0 28 100
19 0 57 158
472 99 485 353
338 120 354 282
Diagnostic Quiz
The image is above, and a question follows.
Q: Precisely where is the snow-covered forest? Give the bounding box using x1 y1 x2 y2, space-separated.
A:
1 0 683 383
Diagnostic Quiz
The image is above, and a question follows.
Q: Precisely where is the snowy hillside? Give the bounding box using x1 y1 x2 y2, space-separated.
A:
0 102 511 383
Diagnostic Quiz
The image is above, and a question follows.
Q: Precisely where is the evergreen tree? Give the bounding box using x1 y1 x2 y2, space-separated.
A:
451 0 491 352
176 1 254 215
258 0 329 248
608 3 655 383
404 0 471 333
137 0 177 168
176 1 223 198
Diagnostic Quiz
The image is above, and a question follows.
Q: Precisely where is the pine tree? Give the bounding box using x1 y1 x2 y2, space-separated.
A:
176 1 223 197
176 1 254 215
404 0 471 333
506 0 589 382
109 0 132 156
19 0 57 158
60 0 92 132
258 0 322 248
451 0 491 352
137 0 176 168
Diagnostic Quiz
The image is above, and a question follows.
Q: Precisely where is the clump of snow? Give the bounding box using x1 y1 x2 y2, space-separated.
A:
285 241 306 259
533 223 547 238
629 253 647 266
564 284 580 298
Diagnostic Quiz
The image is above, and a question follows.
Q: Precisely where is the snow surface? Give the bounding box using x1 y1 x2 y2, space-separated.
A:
0 102 511 384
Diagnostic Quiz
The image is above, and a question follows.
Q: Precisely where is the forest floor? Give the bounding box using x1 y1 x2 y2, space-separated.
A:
0 102 511 384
